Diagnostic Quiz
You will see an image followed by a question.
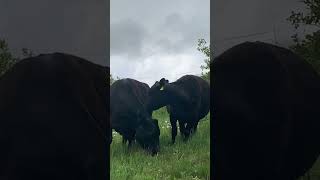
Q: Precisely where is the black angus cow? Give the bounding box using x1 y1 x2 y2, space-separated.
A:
147 75 210 144
212 41 320 180
110 78 160 156
0 53 109 180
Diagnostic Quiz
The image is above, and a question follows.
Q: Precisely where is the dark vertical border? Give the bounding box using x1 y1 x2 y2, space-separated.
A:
107 0 111 179
210 0 214 179
0 0 111 179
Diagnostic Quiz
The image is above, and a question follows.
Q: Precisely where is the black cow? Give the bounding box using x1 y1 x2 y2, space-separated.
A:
0 53 109 180
147 75 210 144
212 41 320 180
110 78 160 156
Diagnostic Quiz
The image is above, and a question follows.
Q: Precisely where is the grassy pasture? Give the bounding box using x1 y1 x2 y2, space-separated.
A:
299 158 320 180
110 107 210 180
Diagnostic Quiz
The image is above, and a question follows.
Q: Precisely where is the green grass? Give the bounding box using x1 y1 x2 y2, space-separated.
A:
111 108 210 180
299 158 320 180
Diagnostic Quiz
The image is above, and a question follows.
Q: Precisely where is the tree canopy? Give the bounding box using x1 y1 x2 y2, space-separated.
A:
287 0 320 72
0 39 35 76
0 39 18 76
197 38 211 82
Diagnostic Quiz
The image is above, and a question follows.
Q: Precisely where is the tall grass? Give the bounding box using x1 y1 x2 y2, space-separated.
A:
111 108 210 180
299 158 320 180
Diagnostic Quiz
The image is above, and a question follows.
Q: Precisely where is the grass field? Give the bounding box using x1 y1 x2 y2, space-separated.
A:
299 158 320 180
111 108 210 180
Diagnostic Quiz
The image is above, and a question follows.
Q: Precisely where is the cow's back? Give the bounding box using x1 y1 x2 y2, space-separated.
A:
212 42 320 180
110 78 150 131
0 53 108 179
173 75 210 119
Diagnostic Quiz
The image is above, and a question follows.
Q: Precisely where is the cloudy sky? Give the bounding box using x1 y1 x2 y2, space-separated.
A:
0 0 108 66
213 0 314 56
110 0 210 86
2 0 312 79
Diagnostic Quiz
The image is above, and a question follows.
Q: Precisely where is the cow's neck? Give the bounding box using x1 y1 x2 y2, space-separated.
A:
151 87 188 110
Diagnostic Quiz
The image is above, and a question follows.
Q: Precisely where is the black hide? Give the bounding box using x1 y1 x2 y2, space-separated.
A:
212 41 320 180
0 53 108 180
110 78 160 155
148 75 210 144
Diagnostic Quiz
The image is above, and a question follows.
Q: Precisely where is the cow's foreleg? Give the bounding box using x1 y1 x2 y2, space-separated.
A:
178 120 187 138
170 115 178 144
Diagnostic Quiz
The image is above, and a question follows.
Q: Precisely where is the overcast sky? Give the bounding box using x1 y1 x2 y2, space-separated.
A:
0 0 108 66
111 0 210 86
2 1 311 79
212 0 314 56
111 0 315 86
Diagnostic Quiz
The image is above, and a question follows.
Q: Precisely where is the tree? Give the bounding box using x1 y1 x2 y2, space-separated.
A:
197 38 211 82
0 39 35 77
110 74 120 85
287 0 320 72
0 39 18 76
110 74 115 85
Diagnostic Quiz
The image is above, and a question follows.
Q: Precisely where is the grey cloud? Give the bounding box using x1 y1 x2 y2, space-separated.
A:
110 19 147 58
110 0 210 83
212 0 308 56
0 0 108 66
164 13 186 32
110 0 209 59
154 12 209 55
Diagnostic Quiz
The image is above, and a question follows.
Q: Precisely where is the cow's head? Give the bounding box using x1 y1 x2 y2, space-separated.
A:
159 78 169 86
135 112 160 156
146 78 170 112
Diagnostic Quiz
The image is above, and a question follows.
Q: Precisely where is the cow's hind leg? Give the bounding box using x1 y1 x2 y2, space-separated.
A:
193 120 200 134
185 114 199 140
184 119 198 142
122 136 127 145
127 130 135 148
178 120 187 138
170 115 178 144
183 123 192 142
128 139 133 148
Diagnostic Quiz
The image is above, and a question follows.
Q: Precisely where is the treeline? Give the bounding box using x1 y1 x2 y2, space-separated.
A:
287 0 320 72
0 39 33 76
